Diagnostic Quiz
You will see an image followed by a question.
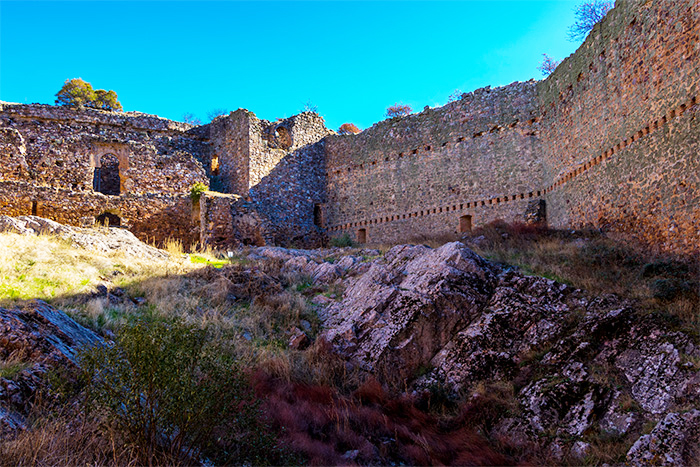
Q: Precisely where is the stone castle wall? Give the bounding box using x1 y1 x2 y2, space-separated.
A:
537 0 700 254
324 82 545 244
0 0 697 254
322 0 699 254
0 180 199 247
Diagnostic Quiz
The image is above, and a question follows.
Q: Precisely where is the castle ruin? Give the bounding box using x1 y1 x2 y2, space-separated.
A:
0 0 698 255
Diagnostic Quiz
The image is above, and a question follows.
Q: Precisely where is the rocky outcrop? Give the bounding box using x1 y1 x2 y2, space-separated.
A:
0 215 169 260
0 300 102 437
306 242 700 465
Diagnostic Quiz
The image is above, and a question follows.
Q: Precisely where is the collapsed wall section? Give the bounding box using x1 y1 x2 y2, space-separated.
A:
324 82 545 244
537 0 700 254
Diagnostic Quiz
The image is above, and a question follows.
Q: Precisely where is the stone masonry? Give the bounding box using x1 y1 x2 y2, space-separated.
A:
0 0 697 255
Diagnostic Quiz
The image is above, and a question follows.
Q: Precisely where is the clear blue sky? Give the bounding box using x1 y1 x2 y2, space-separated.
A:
0 1 582 130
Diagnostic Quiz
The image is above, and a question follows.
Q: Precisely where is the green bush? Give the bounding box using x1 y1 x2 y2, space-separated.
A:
330 233 355 248
79 317 281 465
189 182 208 203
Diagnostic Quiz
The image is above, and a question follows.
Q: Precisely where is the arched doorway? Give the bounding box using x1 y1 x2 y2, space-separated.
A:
93 153 121 195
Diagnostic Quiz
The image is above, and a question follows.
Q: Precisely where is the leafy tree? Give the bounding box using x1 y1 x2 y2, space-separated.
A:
385 103 412 119
338 123 361 135
182 113 202 125
207 108 228 122
568 0 613 42
55 78 123 111
93 89 123 111
55 78 97 108
538 54 562 76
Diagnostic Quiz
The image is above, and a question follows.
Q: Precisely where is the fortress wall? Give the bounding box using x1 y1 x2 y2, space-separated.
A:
537 0 700 253
0 103 209 195
324 82 545 244
0 180 199 246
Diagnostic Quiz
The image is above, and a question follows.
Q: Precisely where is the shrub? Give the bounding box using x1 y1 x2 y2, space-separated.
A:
385 103 412 119
189 182 208 202
448 89 464 102
182 113 202 125
330 233 355 248
338 123 361 135
79 317 281 465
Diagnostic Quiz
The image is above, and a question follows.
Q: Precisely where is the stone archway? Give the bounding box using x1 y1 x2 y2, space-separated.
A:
93 153 120 195
90 145 129 195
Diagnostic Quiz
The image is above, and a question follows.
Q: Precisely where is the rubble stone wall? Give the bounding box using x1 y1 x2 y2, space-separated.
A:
0 180 199 246
0 102 209 195
324 82 546 244
537 0 700 254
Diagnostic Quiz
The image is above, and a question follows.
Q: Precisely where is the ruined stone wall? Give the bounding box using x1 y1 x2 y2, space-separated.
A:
205 110 251 195
537 0 700 254
0 103 209 195
249 140 328 246
324 82 545 244
0 180 199 246
248 111 332 189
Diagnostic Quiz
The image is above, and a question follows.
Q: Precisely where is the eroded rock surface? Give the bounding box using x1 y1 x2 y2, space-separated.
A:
309 242 700 465
0 300 102 437
0 215 169 260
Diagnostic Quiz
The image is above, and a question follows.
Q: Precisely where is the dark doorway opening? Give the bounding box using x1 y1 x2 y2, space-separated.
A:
313 204 323 227
357 228 367 243
93 153 120 195
459 215 472 233
31 200 38 216
96 212 121 227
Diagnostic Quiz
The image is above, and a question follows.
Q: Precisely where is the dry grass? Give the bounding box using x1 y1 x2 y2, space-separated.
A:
0 414 146 466
462 221 699 335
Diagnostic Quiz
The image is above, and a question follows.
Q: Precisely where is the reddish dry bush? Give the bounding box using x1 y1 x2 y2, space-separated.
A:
253 371 513 465
338 123 361 135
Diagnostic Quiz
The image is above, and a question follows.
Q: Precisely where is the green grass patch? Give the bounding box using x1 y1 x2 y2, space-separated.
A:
189 255 227 268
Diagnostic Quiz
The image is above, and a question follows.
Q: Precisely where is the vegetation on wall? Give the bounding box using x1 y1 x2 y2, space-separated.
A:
55 78 123 111
568 0 614 42
385 102 412 119
338 122 361 135
189 182 208 203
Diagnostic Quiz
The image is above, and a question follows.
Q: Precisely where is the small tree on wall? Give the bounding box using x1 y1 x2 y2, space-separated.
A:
568 0 613 42
385 103 412 119
182 113 202 125
537 54 561 77
55 78 123 111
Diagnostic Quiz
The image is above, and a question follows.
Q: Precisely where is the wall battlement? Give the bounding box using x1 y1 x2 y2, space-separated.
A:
0 0 697 254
